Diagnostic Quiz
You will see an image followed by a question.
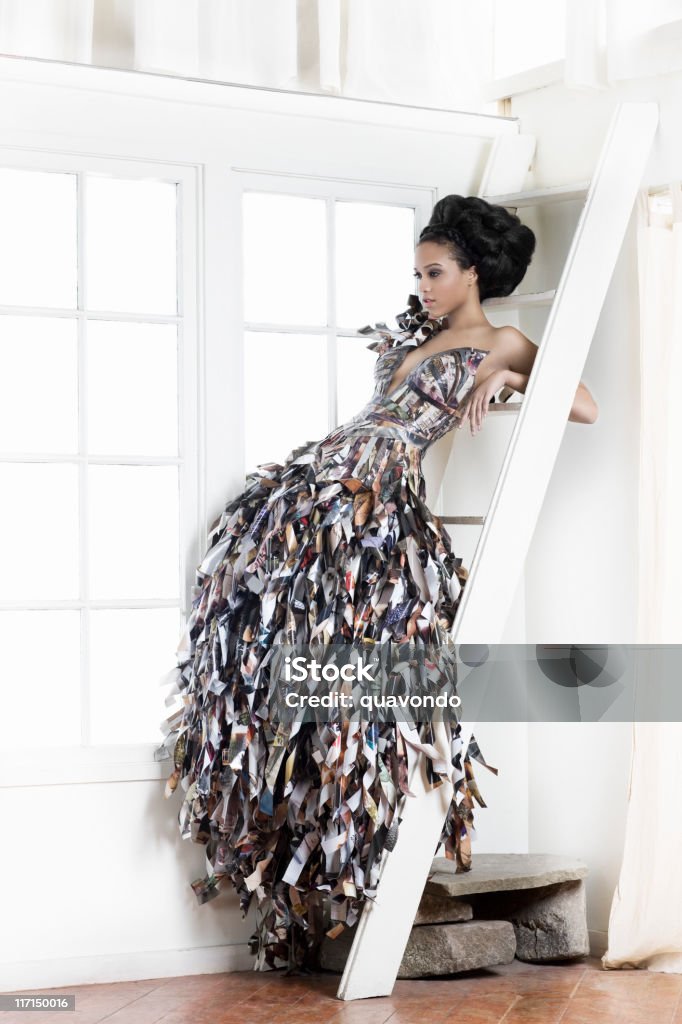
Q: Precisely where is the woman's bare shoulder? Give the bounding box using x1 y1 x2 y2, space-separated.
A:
489 323 534 346
487 324 537 373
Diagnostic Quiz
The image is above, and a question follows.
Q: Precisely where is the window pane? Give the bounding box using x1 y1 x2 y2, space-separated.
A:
0 316 78 454
88 465 179 600
85 177 177 314
0 168 77 308
243 193 327 326
335 201 414 329
0 611 81 747
0 464 79 601
244 331 328 471
336 336 377 426
87 321 178 456
493 0 566 78
90 607 181 744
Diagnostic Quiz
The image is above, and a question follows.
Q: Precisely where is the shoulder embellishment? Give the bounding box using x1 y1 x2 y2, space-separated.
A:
357 293 450 356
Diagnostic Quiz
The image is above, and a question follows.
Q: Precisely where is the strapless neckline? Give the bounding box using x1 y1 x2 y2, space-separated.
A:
385 345 492 402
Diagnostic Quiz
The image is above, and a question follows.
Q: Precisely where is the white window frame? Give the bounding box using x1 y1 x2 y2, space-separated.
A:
232 169 433 442
0 148 201 788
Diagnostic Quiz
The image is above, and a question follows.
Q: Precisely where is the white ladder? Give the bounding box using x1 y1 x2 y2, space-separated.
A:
336 100 659 1001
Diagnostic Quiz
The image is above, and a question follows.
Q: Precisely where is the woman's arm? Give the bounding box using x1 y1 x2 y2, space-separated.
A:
494 327 599 424
502 370 598 424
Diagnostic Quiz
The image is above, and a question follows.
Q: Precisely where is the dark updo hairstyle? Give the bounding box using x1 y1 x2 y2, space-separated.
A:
418 195 536 302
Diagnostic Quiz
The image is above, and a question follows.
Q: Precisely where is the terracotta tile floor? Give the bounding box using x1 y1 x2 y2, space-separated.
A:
7 957 682 1024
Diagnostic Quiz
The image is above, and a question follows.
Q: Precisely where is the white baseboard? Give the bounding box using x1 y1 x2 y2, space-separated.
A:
4 933 610 993
3 944 259 994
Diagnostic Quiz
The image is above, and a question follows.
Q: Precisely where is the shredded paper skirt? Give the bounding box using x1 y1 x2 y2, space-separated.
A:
156 298 499 970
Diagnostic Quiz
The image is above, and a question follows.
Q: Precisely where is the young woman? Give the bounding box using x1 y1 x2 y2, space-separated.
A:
156 194 598 972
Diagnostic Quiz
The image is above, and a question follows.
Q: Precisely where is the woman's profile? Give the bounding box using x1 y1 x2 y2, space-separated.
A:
157 194 599 972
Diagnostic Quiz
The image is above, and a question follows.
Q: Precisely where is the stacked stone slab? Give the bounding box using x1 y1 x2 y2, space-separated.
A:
427 853 590 964
319 853 590 978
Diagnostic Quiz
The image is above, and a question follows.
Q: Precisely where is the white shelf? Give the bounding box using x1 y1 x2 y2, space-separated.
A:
441 515 486 525
489 402 522 414
483 288 556 309
483 182 590 208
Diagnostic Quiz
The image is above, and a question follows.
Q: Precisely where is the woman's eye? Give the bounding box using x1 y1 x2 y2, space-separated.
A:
429 271 440 278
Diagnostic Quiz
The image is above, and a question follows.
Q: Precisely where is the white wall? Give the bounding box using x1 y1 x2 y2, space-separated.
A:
0 56 523 990
0 781 256 987
511 71 682 953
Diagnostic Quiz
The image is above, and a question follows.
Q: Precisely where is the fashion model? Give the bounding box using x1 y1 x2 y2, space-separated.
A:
157 195 599 972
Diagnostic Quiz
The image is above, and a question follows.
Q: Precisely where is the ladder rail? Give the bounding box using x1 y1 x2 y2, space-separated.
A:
456 101 657 642
337 100 659 1001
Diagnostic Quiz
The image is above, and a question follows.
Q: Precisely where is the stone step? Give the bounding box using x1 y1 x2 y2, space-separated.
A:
426 853 588 897
414 891 472 926
320 919 515 978
423 853 589 963
399 921 516 978
464 881 590 962
319 853 590 975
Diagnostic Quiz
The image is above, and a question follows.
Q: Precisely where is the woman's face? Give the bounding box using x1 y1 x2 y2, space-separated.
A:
413 240 476 318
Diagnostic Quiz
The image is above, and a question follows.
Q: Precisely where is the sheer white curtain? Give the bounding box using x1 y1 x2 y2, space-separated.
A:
134 0 298 87
0 0 495 110
602 185 682 972
134 0 493 107
634 186 682 645
0 0 93 63
334 0 493 110
3 0 682 100
0 0 298 85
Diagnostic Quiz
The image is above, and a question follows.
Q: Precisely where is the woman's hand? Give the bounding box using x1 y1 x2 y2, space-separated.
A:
455 370 507 435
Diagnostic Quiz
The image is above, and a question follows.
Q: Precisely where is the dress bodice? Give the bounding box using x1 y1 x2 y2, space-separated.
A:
326 293 489 450
342 341 489 449
284 294 490 499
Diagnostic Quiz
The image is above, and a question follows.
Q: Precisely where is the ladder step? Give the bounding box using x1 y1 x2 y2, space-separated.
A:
441 515 486 525
483 289 555 309
482 182 590 208
489 401 521 414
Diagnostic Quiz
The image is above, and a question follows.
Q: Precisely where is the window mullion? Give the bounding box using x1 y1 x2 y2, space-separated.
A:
326 194 337 431
77 170 90 746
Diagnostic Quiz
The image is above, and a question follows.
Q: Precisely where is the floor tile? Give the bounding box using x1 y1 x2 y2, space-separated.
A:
16 957 682 1024
502 995 569 1023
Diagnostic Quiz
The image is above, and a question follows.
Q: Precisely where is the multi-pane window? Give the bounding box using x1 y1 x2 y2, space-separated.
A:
0 161 426 774
0 159 195 755
241 182 422 471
